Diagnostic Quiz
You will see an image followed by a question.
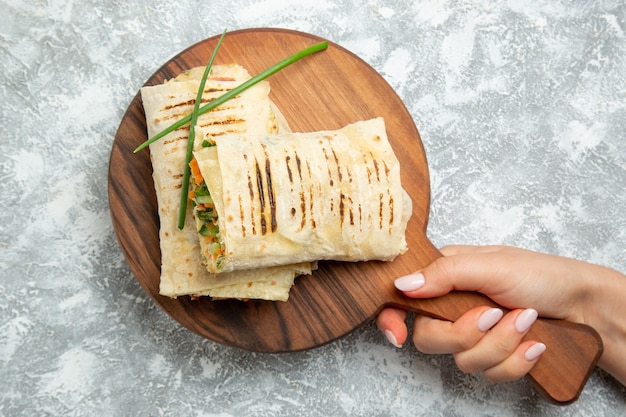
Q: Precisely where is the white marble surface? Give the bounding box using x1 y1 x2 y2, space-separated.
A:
2 0 625 415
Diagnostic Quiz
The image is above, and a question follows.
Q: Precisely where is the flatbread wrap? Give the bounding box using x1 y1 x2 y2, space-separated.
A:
193 117 412 273
141 64 313 300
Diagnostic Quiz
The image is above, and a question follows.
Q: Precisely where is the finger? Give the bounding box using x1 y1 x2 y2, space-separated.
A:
440 245 508 257
482 340 547 382
453 309 538 373
412 307 503 354
376 307 409 348
394 250 524 300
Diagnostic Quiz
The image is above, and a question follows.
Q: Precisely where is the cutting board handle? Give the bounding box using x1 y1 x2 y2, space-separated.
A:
386 240 603 404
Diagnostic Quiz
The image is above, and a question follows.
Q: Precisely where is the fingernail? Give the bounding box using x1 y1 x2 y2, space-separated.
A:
515 309 538 333
394 273 425 292
524 342 546 361
384 329 402 348
477 308 504 332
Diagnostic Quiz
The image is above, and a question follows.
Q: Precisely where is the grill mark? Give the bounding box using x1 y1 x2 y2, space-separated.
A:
372 153 381 182
389 194 394 232
331 147 342 182
383 161 394 233
197 118 245 129
379 193 384 229
157 103 239 124
339 193 345 227
204 87 229 93
169 172 182 191
200 103 238 112
285 152 307 230
347 196 355 226
204 130 245 139
294 152 308 230
244 154 257 235
163 98 196 111
299 190 306 229
265 156 277 233
161 92 235 111
163 134 188 148
163 138 187 155
255 159 267 235
238 195 246 238
359 204 363 232
324 145 344 223
285 155 293 183
305 160 319 227
309 184 316 229
363 152 373 184
295 153 303 180
322 147 334 187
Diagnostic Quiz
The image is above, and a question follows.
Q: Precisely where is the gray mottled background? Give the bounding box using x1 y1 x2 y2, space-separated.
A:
2 0 625 416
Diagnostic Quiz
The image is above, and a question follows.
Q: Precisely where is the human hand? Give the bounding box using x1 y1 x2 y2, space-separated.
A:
376 245 626 385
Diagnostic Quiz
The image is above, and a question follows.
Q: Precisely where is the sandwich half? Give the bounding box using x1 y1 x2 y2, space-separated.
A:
192 117 412 274
141 64 313 301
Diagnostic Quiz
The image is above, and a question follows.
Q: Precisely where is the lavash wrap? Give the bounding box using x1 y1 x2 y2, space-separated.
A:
194 117 412 273
141 64 312 301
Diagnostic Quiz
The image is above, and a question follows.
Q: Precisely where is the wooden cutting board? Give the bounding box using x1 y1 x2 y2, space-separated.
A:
108 28 602 404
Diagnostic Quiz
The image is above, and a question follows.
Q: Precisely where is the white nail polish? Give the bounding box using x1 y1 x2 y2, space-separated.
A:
515 309 538 333
477 308 504 332
525 342 546 361
394 273 425 292
384 329 402 348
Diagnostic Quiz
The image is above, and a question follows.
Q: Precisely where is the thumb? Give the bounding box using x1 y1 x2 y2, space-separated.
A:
394 253 487 298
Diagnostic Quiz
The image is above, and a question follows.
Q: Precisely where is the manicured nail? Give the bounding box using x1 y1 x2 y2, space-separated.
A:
384 329 402 348
394 273 425 292
515 309 538 333
477 308 504 332
524 342 546 361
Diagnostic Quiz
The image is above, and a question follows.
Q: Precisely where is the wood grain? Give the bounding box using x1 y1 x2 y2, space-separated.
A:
107 28 602 404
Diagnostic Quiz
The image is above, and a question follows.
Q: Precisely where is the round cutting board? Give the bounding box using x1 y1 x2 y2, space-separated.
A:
108 28 601 404
109 28 434 349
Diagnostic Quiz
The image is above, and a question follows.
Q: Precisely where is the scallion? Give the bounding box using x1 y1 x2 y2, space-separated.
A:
133 40 329 153
177 29 227 229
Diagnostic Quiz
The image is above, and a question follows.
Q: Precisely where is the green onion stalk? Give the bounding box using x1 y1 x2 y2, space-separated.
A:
177 29 227 229
133 36 329 230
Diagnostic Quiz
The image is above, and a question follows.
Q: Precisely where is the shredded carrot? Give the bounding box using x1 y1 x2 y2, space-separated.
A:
189 158 203 184
188 190 196 200
195 203 214 211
